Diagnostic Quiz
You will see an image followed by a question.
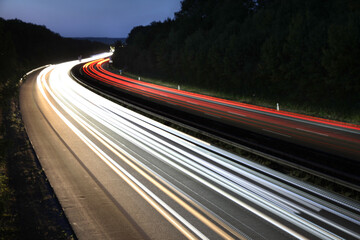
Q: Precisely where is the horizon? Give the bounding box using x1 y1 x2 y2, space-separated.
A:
1 17 128 39
71 36 126 39
0 0 181 38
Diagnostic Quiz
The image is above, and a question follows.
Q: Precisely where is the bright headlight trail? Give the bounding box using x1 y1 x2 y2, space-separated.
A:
82 58 360 162
36 57 360 239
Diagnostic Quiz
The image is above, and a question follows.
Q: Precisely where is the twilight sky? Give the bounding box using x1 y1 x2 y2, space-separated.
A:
0 0 181 38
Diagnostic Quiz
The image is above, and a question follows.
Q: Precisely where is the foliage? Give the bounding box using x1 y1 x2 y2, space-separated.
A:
0 18 107 68
0 17 104 239
0 17 107 108
113 0 360 116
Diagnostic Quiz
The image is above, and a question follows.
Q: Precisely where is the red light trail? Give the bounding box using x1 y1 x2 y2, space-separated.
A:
82 58 360 160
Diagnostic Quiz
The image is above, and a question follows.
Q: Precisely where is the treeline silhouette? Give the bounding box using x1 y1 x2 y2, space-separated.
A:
0 18 107 103
0 18 107 238
113 0 360 116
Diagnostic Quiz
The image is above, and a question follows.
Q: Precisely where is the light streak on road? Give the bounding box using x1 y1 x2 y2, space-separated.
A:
34 56 360 239
91 59 360 133
82 58 360 162
38 64 207 240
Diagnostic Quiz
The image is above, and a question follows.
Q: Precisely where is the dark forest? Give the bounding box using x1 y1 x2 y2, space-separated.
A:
0 18 107 238
113 0 360 118
0 17 107 105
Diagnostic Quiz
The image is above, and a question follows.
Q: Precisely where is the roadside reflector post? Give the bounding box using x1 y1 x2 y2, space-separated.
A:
276 103 280 111
119 69 122 75
178 85 180 90
138 77 141 80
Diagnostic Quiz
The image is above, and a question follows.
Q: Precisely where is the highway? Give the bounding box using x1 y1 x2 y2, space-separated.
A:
80 58 360 184
20 54 360 239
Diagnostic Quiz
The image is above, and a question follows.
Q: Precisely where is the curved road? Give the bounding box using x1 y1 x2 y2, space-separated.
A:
83 58 360 162
20 55 360 239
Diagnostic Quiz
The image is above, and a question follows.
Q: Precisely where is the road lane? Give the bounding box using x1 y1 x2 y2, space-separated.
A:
21 56 360 239
82 58 360 161
20 62 159 239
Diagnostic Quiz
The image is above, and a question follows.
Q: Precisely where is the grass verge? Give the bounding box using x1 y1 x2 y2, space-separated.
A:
0 74 75 240
118 70 360 125
105 66 360 201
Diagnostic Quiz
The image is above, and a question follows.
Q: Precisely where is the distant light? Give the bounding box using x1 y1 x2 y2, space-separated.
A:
90 52 113 59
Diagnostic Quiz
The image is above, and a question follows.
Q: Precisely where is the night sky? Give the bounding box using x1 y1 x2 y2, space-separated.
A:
0 0 181 38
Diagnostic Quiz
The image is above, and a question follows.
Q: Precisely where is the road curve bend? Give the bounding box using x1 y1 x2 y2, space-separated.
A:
20 55 360 239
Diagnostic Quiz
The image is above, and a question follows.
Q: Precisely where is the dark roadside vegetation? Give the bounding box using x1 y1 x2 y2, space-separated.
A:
1 0 360 237
0 18 108 239
113 0 360 124
110 0 360 199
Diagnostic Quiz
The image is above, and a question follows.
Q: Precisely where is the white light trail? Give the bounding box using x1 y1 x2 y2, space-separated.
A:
35 55 360 240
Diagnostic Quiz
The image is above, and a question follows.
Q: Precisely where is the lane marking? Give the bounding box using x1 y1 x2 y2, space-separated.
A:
37 66 202 240
40 60 346 240
296 128 329 137
49 69 245 240
62 69 317 240
66 84 312 239
262 129 291 138
67 109 244 240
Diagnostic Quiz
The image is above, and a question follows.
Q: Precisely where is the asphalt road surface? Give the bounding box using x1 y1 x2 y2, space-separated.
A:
83 58 360 163
20 55 360 239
